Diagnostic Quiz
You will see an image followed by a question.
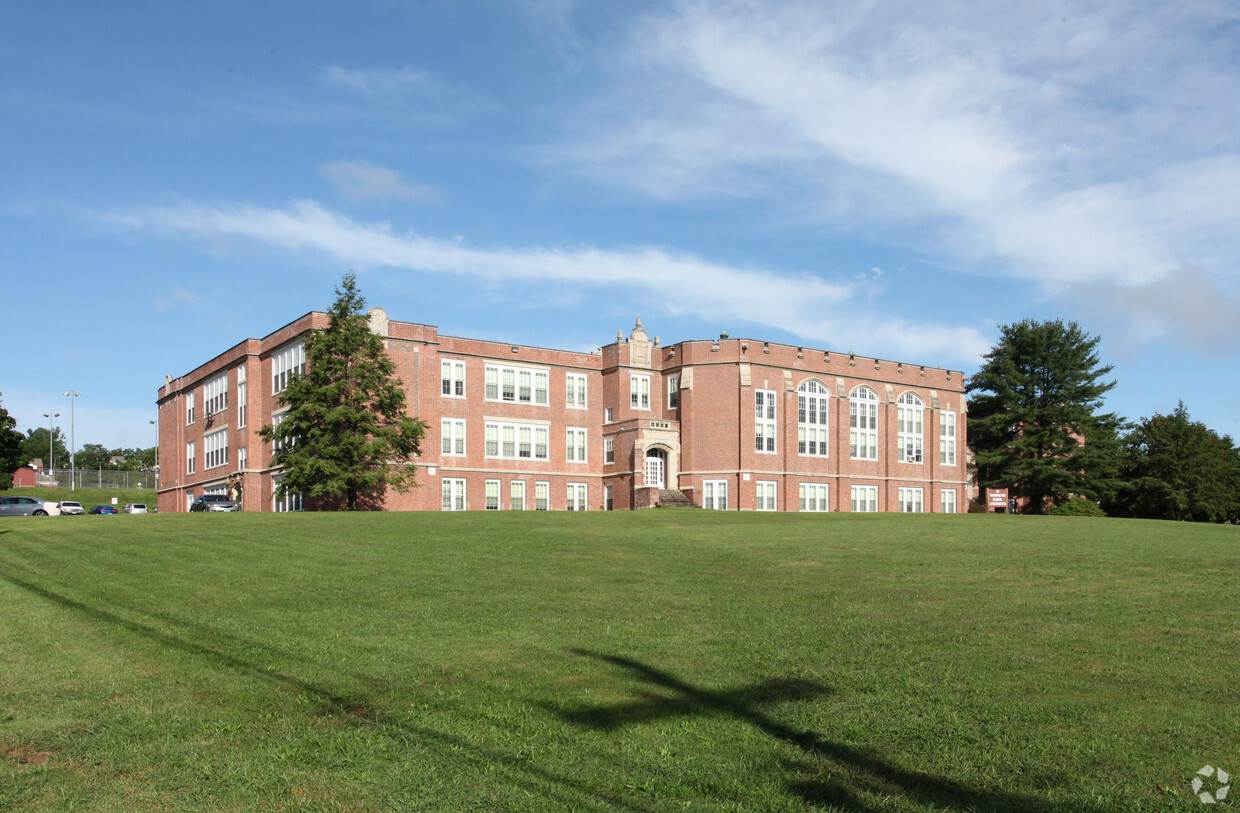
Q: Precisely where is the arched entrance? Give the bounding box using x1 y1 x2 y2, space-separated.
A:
645 448 667 490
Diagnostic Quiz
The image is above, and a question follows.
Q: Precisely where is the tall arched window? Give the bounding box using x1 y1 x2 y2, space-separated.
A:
850 387 878 460
897 392 924 463
798 380 829 457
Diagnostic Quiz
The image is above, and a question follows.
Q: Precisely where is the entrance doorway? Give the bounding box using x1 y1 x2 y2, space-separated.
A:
645 449 666 490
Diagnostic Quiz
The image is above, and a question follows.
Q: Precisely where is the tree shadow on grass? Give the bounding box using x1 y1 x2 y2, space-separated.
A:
557 650 1107 813
0 570 656 812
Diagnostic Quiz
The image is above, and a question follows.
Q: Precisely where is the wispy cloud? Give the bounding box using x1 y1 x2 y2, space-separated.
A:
95 198 989 365
320 160 439 204
315 65 442 99
546 0 1240 350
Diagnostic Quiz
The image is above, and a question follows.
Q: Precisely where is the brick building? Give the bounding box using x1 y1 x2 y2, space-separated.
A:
156 309 968 514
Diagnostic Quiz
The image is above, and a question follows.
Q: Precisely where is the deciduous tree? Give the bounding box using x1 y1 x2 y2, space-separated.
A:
0 402 24 490
20 427 70 471
259 273 426 510
967 319 1123 513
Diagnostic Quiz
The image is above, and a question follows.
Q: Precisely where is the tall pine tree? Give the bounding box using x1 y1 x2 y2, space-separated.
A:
967 319 1122 513
259 273 426 510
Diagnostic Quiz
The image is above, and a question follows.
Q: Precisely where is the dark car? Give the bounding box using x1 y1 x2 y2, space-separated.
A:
190 494 242 512
0 496 53 516
88 505 119 514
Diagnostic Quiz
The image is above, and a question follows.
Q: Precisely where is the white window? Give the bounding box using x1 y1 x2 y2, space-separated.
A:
566 373 587 409
485 421 548 461
535 481 549 511
667 374 680 409
605 407 613 423
897 393 924 463
755 389 777 453
237 367 247 429
441 419 466 456
272 342 305 394
851 484 878 513
899 487 924 513
238 447 247 471
271 412 295 453
798 380 829 457
273 474 303 512
441 360 466 398
485 479 501 510
756 480 777 511
204 428 228 470
940 411 958 466
604 436 615 465
186 392 195 426
703 480 728 510
186 441 195 474
204 372 228 418
566 428 587 463
800 483 829 512
485 364 548 405
567 482 589 511
511 480 526 511
850 387 878 460
605 483 614 511
441 478 466 511
630 374 650 410
942 488 957 514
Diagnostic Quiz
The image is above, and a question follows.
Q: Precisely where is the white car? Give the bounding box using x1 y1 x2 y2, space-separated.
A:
57 500 84 515
122 503 149 514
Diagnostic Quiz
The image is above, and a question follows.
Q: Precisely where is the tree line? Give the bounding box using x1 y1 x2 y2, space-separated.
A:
0 420 158 490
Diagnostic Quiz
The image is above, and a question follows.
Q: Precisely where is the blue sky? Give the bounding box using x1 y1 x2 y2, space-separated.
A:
3 1 1239 451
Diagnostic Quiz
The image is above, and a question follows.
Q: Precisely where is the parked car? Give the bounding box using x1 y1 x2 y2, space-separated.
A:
0 496 53 516
58 500 85 515
88 505 119 515
189 494 242 512
122 503 148 514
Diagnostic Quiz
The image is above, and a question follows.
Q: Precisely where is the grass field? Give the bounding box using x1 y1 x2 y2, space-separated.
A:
1 510 1237 812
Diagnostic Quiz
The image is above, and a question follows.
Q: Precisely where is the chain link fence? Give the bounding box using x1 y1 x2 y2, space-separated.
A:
36 469 159 490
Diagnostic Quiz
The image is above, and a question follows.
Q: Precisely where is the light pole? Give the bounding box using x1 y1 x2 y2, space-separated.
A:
42 412 60 479
63 391 79 491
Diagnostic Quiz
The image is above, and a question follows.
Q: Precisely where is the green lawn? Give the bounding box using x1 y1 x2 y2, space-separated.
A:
1 511 1237 811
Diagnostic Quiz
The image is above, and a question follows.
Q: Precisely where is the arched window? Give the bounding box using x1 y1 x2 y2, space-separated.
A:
897 392 924 463
798 380 829 457
850 387 878 460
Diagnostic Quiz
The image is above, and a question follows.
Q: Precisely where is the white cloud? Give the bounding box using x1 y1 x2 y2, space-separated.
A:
96 198 990 366
315 65 441 99
320 160 439 204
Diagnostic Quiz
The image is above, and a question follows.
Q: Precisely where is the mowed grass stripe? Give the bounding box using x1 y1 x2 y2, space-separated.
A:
1 512 1238 811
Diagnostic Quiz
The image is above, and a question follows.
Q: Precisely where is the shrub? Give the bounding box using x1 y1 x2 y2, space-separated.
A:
1047 497 1107 517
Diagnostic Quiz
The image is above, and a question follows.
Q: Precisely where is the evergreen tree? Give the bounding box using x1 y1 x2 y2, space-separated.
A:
1106 402 1240 522
259 273 426 510
967 319 1123 513
0 402 24 490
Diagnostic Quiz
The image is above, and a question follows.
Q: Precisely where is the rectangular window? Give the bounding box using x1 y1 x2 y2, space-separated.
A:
441 478 466 511
605 483 614 511
667 374 680 409
567 482 589 511
441 360 466 397
940 411 958 465
186 441 196 475
850 392 879 460
604 436 615 465
566 428 587 463
511 480 526 511
630 374 650 410
271 412 295 453
273 474 303 512
485 479 500 510
899 487 924 513
755 389 777 453
897 395 924 463
605 407 613 423
535 481 549 511
237 367 247 429
566 373 587 409
703 479 728 510
204 372 228 418
204 428 228 470
941 488 957 514
756 480 777 511
441 419 466 456
800 483 829 512
272 341 305 394
238 447 247 471
186 392 195 426
484 364 548 405
851 485 878 513
484 421 548 461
